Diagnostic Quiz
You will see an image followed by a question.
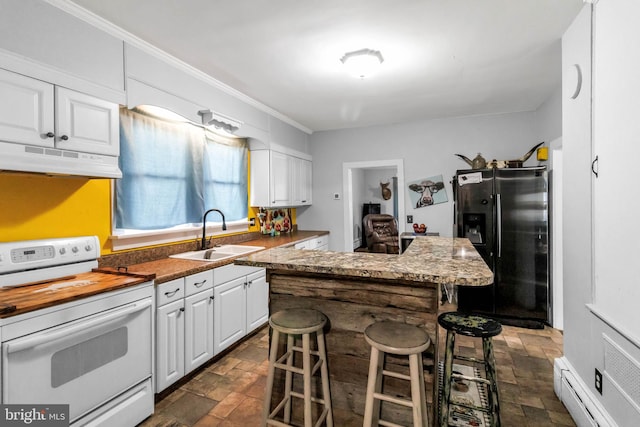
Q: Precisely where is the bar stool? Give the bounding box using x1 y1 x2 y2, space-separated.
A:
438 312 502 427
262 308 333 427
363 320 431 427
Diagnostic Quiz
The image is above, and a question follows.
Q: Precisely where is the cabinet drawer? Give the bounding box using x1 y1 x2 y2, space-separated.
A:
214 264 263 286
156 278 185 306
184 270 214 297
312 235 329 248
294 241 310 250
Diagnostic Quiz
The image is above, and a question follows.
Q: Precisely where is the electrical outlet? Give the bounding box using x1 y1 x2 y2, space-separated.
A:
595 368 603 394
407 215 413 223
249 218 256 226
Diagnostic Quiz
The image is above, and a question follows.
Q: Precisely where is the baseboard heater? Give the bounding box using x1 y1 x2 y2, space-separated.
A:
554 358 614 427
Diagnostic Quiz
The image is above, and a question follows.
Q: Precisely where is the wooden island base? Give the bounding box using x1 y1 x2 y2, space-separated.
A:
267 270 440 426
235 236 493 425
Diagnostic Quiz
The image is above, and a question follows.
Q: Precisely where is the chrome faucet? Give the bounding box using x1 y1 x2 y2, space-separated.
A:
201 209 227 250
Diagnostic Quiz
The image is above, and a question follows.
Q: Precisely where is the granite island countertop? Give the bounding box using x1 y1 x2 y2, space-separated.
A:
235 236 493 286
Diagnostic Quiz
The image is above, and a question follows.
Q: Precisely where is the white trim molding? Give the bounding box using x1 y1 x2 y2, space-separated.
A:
44 0 312 134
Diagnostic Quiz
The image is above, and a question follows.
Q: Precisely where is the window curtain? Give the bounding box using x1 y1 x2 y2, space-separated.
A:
117 108 248 230
203 129 248 221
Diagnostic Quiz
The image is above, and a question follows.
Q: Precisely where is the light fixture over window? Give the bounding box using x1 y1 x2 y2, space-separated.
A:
198 109 243 134
340 48 384 79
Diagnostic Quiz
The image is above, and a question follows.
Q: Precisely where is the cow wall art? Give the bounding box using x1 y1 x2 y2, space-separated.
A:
408 175 448 208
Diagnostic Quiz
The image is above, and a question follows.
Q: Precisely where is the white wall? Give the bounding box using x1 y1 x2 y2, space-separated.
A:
363 168 396 215
299 111 544 250
536 82 562 147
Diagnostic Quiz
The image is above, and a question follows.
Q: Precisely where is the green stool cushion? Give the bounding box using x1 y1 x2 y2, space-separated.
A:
438 312 502 338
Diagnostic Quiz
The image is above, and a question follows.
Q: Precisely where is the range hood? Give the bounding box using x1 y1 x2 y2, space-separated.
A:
0 140 122 179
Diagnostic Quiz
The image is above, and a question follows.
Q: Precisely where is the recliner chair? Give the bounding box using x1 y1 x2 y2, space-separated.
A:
363 214 400 254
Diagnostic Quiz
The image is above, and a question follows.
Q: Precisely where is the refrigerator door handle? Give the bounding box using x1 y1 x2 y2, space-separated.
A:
496 193 502 258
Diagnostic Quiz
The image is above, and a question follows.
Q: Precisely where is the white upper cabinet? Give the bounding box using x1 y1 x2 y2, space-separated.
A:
291 156 312 206
55 87 119 156
0 68 119 156
270 151 292 207
0 69 54 147
250 149 313 207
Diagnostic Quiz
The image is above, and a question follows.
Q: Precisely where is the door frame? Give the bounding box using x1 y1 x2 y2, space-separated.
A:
342 159 405 252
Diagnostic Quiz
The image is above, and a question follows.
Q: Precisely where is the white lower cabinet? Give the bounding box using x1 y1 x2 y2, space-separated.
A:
156 297 184 393
293 235 329 251
184 288 215 373
214 277 246 354
155 271 214 393
214 265 268 354
246 271 269 331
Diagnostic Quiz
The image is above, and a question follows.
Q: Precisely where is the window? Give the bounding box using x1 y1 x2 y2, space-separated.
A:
114 107 248 245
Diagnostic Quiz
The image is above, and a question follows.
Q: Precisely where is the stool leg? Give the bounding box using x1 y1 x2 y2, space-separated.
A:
316 328 334 427
263 329 280 426
482 337 501 427
363 347 383 427
419 352 430 426
283 333 295 424
302 332 312 427
439 330 456 427
409 353 429 427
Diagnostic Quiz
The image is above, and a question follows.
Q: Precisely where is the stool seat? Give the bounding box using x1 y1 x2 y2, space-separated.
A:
365 320 431 355
270 308 327 334
438 312 502 338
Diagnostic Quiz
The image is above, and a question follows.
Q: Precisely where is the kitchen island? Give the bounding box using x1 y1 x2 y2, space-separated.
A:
235 236 493 425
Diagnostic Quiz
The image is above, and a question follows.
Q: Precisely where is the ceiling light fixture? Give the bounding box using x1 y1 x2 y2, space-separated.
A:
340 48 384 79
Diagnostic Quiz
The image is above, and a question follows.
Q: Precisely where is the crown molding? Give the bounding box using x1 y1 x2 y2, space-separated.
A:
44 0 313 134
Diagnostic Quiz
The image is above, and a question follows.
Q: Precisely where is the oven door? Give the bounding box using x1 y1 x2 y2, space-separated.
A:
2 298 152 423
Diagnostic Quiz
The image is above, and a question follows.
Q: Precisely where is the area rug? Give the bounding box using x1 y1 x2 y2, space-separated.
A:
438 362 490 427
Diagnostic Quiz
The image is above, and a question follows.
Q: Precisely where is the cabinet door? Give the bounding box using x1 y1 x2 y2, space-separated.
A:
0 68 54 147
214 277 246 354
184 289 214 373
592 0 640 335
156 299 185 392
246 271 268 333
270 151 291 206
291 157 312 206
299 158 313 205
55 87 119 156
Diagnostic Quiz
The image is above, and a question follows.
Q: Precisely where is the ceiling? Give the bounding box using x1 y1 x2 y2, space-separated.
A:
70 0 583 133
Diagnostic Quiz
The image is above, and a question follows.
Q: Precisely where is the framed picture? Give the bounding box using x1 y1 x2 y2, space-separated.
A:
407 175 448 208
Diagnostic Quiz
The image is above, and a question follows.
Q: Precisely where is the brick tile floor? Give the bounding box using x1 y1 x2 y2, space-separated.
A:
139 324 575 426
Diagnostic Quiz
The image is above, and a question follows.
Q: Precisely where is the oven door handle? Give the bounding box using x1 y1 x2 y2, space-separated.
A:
5 299 152 354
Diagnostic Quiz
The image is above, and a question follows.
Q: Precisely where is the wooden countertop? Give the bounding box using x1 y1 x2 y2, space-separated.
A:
235 236 493 286
0 268 155 318
0 231 327 318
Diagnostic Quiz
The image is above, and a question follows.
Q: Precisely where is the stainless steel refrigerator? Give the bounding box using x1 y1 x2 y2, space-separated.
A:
453 166 550 327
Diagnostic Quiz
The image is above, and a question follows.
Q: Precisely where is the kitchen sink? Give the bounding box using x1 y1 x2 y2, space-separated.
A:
169 244 265 262
208 244 266 254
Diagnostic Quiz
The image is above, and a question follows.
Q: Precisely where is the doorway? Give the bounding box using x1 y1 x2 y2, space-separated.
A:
342 159 405 252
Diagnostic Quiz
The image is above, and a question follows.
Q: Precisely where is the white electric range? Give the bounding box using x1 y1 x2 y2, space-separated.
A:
0 236 155 427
